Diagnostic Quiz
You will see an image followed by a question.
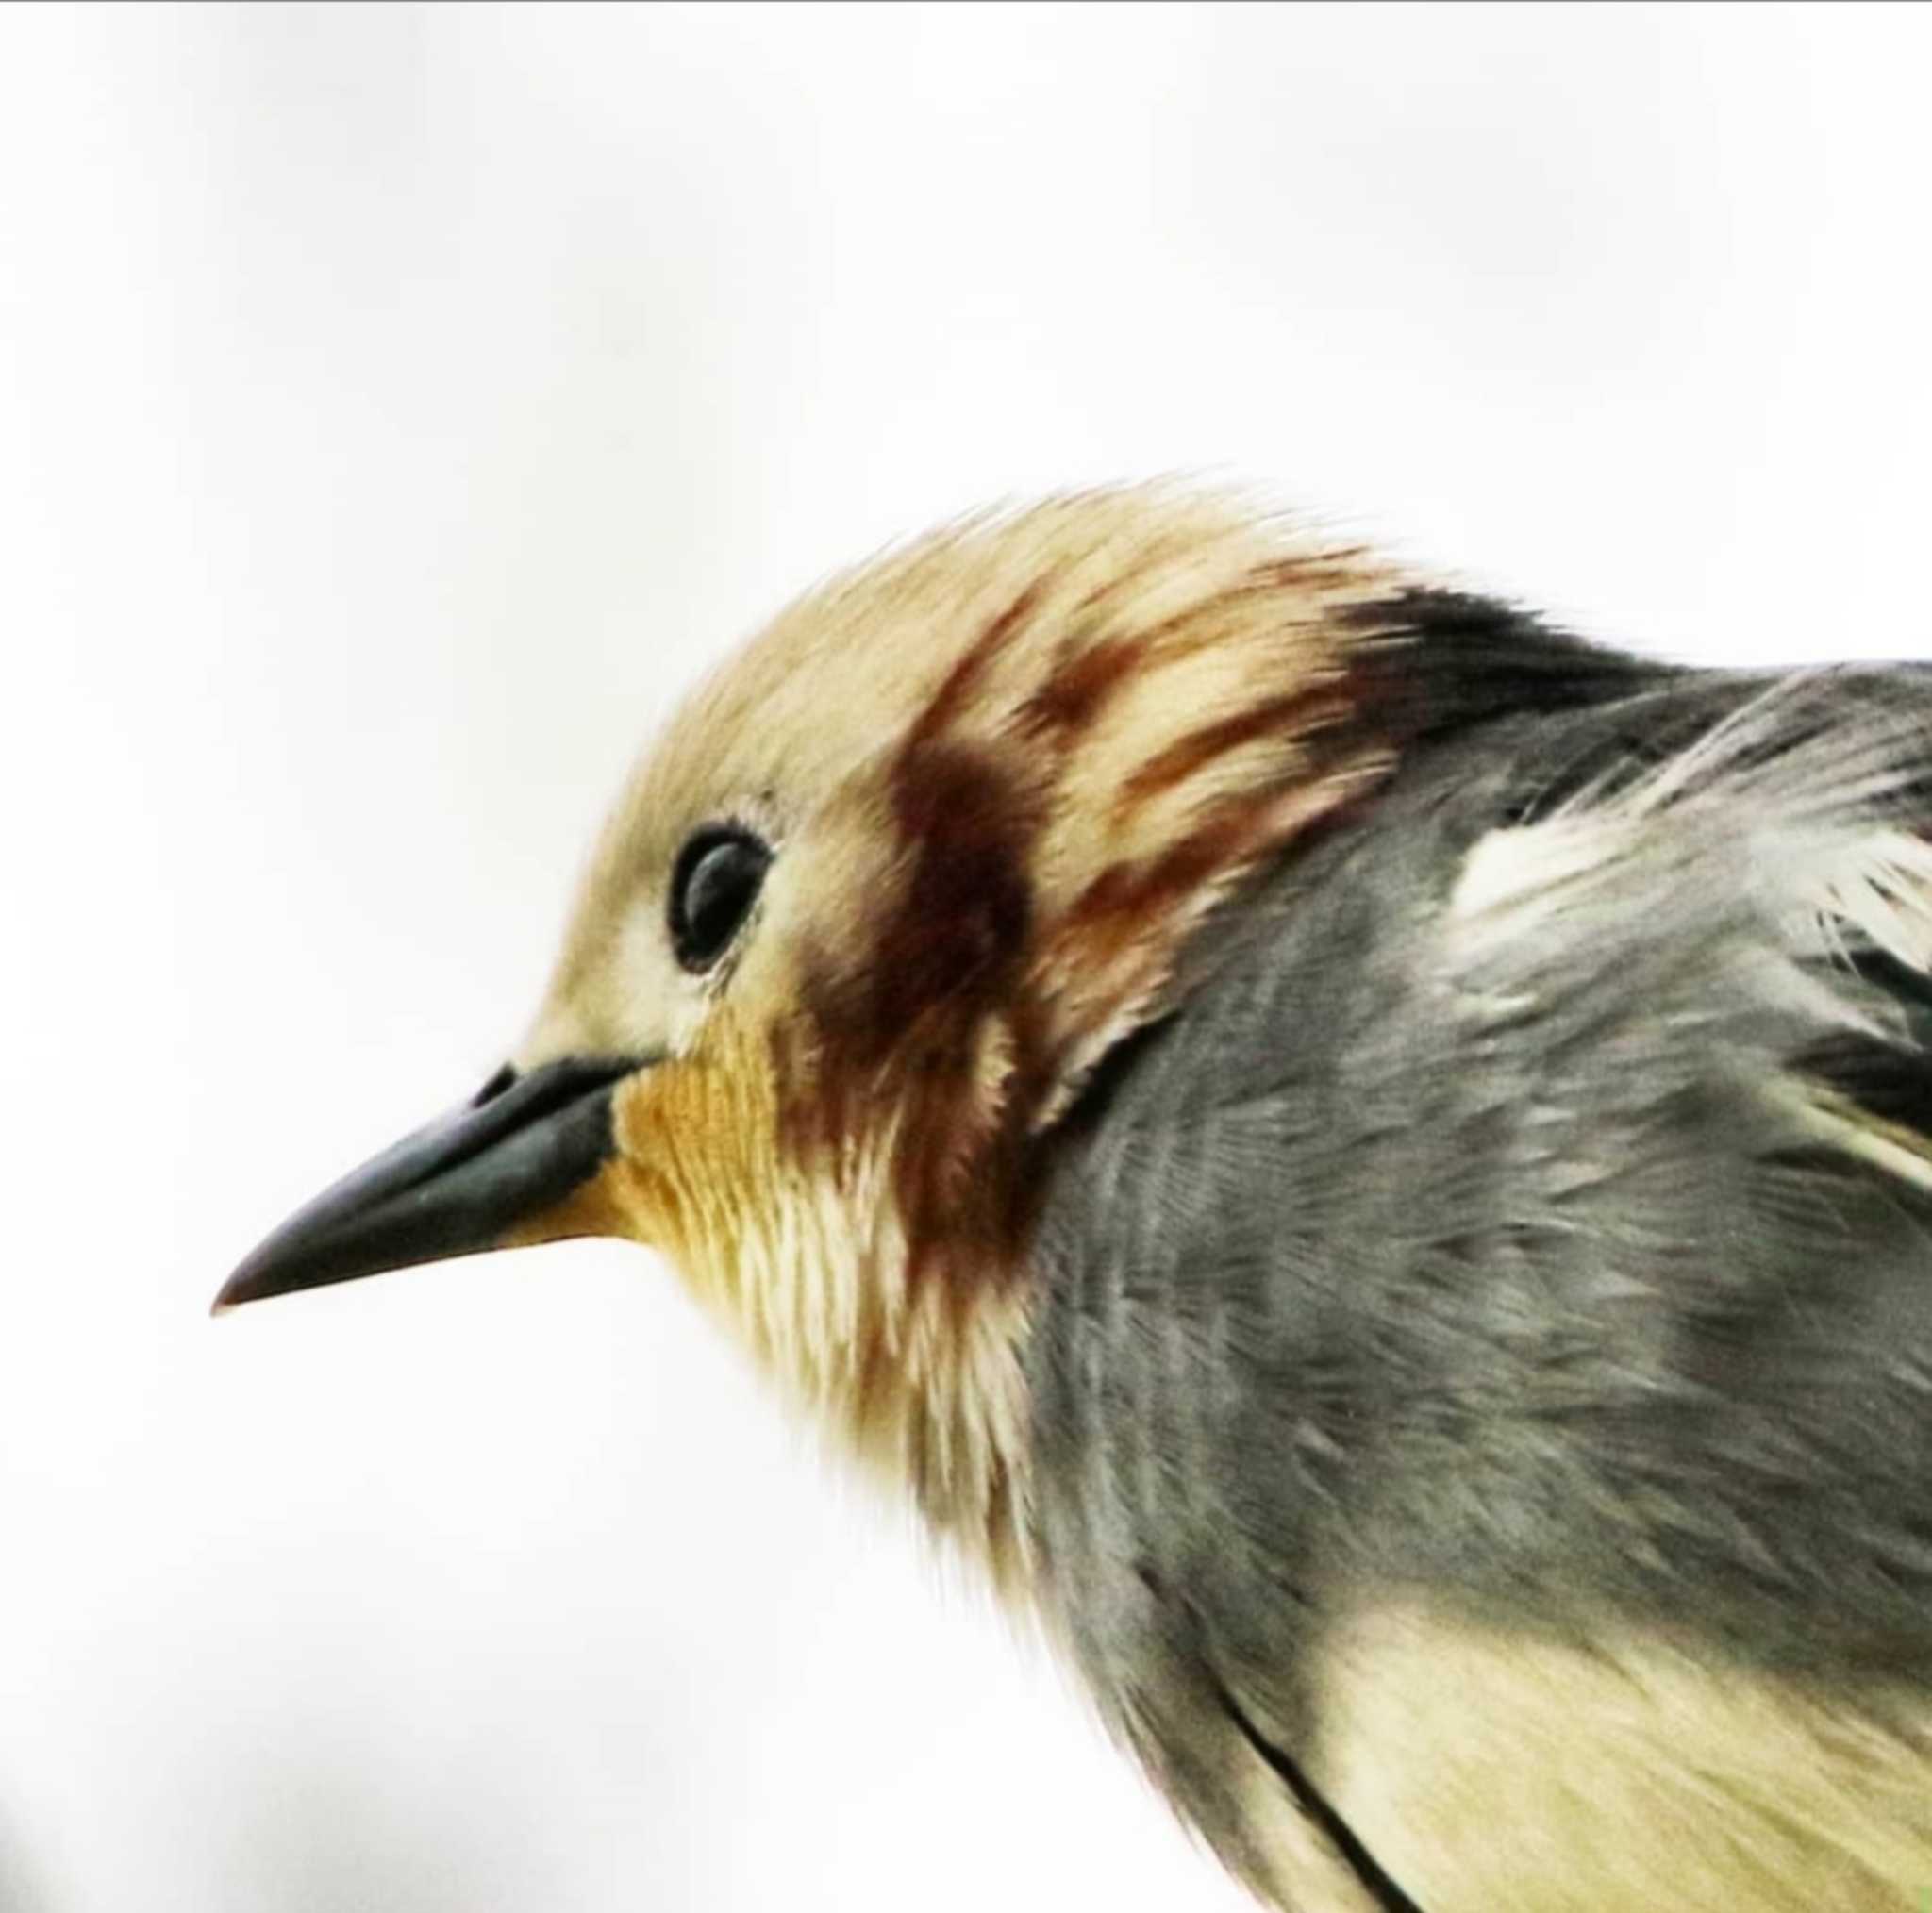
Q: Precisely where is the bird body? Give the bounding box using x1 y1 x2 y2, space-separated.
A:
1031 676 1932 1909
221 490 1932 1909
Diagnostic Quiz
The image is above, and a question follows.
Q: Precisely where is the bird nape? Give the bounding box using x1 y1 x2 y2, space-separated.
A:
217 485 1932 1912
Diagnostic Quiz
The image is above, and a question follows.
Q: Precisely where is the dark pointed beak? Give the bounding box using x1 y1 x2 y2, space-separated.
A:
212 1056 641 1313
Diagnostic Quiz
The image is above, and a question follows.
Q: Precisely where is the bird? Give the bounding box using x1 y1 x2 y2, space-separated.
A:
217 485 1932 1912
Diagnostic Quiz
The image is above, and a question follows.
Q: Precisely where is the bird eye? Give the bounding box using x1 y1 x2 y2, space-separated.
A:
669 826 773 973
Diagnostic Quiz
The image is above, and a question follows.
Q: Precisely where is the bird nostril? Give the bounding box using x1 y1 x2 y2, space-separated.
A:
471 1063 517 1108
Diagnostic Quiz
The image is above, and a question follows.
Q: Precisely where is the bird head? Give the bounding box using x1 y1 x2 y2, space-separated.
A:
217 487 1407 1574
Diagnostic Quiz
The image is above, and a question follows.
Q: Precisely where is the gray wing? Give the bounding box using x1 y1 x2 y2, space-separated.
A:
1026 670 1932 1909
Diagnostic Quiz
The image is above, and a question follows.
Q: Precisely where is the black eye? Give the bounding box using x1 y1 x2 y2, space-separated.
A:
669 826 773 973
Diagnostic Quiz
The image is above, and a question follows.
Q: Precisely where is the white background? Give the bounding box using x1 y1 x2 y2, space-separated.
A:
3 6 1929 1909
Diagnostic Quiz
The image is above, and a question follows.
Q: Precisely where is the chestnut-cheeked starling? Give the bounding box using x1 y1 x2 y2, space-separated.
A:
219 488 1932 1911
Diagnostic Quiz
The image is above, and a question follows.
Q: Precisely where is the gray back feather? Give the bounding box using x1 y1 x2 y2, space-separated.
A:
1025 666 1932 1847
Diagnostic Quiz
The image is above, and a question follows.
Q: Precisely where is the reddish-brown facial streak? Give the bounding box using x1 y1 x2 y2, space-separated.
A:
767 515 1397 1321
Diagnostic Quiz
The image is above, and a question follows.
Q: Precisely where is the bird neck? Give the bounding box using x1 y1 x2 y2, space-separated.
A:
680 1156 1040 1594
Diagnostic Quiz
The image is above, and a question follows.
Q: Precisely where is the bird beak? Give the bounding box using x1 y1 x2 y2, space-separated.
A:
211 1055 643 1313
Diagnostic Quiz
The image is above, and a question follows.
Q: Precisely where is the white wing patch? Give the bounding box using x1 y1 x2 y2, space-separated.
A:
1454 814 1932 995
1801 824 1932 974
1445 675 1932 1189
